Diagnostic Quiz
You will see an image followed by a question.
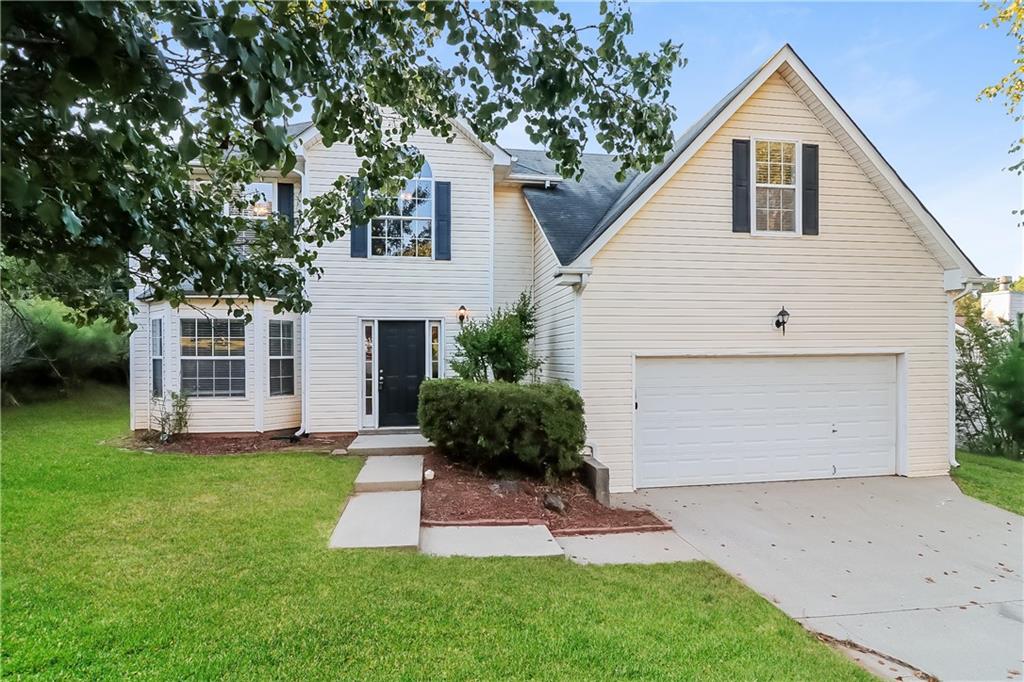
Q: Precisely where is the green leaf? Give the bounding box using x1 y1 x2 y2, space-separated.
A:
231 16 261 39
62 205 83 236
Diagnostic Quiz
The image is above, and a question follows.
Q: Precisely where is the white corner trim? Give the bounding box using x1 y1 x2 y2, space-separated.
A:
253 304 266 433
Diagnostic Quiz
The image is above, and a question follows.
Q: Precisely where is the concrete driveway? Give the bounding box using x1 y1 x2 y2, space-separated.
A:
616 476 1023 681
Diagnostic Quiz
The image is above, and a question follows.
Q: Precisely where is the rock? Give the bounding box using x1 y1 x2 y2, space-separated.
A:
424 468 435 481
489 480 520 496
331 448 348 455
543 492 566 515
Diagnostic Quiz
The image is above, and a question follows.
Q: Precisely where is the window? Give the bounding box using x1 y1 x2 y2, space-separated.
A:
269 320 295 397
151 318 163 397
180 318 246 397
370 160 433 257
363 322 374 417
429 321 440 379
753 140 798 233
228 182 274 219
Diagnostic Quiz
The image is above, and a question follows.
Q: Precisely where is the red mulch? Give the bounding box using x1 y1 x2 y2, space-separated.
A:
136 432 356 455
420 450 667 534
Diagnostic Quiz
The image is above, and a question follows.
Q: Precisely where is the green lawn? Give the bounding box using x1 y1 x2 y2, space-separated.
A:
953 451 1024 516
1 387 871 680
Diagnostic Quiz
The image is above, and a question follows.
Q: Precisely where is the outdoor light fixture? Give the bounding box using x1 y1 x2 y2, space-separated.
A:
775 307 790 335
457 306 468 325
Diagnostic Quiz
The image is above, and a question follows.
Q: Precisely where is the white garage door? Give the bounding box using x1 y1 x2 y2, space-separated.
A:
636 355 897 487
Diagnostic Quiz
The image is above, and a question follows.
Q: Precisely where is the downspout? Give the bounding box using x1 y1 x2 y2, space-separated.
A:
293 167 311 438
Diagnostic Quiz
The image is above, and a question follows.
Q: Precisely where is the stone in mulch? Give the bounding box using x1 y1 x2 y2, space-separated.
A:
420 451 666 533
558 531 702 565
420 524 564 558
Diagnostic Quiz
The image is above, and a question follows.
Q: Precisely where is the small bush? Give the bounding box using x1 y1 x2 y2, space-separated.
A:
450 291 541 383
418 379 585 477
152 391 191 443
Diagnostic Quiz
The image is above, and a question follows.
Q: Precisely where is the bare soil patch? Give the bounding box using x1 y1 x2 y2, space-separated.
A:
123 432 356 456
421 451 667 534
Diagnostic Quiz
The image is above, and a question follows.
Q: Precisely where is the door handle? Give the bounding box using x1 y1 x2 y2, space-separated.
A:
378 369 384 390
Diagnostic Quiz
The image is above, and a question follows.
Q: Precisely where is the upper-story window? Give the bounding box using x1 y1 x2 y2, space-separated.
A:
370 160 433 258
228 182 275 219
753 140 798 233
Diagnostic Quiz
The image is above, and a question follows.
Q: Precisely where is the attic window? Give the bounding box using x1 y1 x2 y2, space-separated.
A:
753 140 798 233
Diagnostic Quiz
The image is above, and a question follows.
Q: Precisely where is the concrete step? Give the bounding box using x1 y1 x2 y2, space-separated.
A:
354 455 423 492
419 525 564 558
348 432 432 456
328 490 421 549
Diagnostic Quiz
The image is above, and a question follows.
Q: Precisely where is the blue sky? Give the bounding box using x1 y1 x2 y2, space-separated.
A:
495 2 1023 277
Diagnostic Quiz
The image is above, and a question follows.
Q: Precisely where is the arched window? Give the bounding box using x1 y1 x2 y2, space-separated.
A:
370 158 434 258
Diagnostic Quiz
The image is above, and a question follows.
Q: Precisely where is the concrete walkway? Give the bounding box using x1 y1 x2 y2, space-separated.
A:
557 531 702 565
348 432 431 456
420 525 564 558
329 455 424 549
617 476 1024 681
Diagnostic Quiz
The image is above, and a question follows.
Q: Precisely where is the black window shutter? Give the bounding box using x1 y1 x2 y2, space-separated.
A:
349 182 368 258
802 144 819 236
277 182 294 227
435 181 451 260
732 139 751 232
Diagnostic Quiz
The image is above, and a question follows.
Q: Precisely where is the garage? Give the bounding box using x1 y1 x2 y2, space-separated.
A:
635 355 898 488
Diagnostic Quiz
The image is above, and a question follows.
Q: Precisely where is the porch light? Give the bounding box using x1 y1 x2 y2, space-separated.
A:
775 307 790 335
457 306 468 325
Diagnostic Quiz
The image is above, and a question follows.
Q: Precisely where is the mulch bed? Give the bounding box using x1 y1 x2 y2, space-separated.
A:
420 451 668 535
127 432 356 456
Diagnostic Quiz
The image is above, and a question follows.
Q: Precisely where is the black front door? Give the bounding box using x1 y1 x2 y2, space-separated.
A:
378 321 426 427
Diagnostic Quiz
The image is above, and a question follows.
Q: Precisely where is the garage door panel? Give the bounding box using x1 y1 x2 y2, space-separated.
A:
636 355 897 487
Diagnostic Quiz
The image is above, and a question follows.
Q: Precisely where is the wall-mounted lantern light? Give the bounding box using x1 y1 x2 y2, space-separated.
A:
457 306 468 325
774 306 790 335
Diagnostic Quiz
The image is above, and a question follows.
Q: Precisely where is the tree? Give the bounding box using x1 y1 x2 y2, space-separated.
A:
980 0 1024 223
955 299 1011 454
451 291 541 383
1 1 684 331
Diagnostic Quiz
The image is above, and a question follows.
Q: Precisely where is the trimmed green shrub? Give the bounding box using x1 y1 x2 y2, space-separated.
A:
418 378 585 477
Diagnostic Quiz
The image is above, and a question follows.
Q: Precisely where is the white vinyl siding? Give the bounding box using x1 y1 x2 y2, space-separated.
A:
493 186 536 308
303 127 493 433
580 72 951 492
532 222 576 384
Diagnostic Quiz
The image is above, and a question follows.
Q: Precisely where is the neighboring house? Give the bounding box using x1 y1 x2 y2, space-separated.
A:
130 45 983 493
981 276 1024 326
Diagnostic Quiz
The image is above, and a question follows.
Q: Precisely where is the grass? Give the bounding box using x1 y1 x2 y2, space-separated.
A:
952 450 1024 516
1 386 872 680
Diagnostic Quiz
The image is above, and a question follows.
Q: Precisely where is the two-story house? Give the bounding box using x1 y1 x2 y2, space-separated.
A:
129 45 982 493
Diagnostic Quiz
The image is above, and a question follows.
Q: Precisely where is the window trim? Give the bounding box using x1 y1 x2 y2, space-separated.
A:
369 162 436 260
268 319 295 397
749 136 803 237
178 317 247 399
151 317 164 398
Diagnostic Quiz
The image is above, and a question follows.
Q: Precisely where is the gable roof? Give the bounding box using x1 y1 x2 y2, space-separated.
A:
520 44 981 279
